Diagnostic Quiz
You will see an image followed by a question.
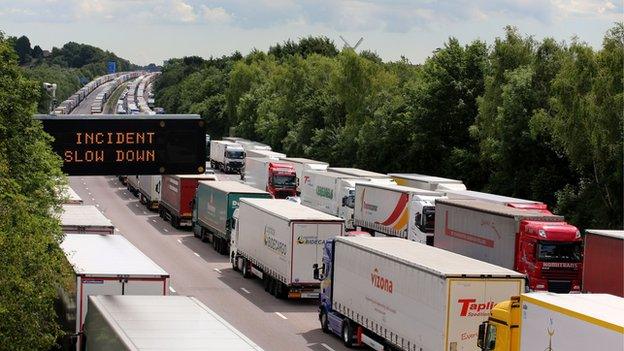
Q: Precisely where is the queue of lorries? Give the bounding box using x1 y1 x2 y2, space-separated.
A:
57 134 623 351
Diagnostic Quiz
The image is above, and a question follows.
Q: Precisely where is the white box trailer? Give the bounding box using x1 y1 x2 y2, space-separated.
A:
246 149 286 159
517 293 623 351
389 173 466 191
328 167 394 180
59 234 169 349
60 205 114 234
125 175 140 196
280 157 329 192
61 186 83 205
83 295 264 351
321 236 525 351
354 182 443 244
137 175 161 210
441 189 550 213
231 198 344 299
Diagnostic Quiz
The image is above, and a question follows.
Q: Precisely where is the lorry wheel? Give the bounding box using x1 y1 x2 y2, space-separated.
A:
241 259 251 278
275 283 286 299
263 277 271 292
342 321 354 348
231 256 238 271
320 310 330 333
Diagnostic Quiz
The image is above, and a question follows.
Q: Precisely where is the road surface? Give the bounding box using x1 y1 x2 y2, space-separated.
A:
69 174 347 351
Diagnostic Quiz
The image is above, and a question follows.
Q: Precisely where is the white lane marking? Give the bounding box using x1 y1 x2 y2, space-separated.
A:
142 211 147 215
193 252 200 257
88 192 92 196
95 204 100 207
85 187 89 190
213 268 221 273
241 287 251 294
177 239 182 244
275 312 288 320
135 204 139 207
321 344 335 351
169 286 176 293
91 197 95 201
152 219 157 222
124 192 128 195
163 228 169 232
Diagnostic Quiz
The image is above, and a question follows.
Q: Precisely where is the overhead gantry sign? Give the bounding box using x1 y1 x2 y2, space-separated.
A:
36 114 206 176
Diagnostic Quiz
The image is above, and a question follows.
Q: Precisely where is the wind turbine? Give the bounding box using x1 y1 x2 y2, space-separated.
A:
339 36 364 51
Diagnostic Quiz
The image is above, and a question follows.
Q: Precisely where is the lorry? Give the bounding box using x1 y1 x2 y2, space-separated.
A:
246 149 286 159
434 199 583 293
61 186 83 205
236 139 272 152
244 157 297 199
60 204 115 235
230 198 344 299
137 175 161 210
57 234 169 350
582 229 624 297
125 175 140 196
353 182 443 244
210 140 245 173
328 167 394 181
159 174 217 228
389 173 467 191
279 157 329 193
192 181 272 255
82 295 264 351
442 189 552 214
477 293 624 351
314 236 525 350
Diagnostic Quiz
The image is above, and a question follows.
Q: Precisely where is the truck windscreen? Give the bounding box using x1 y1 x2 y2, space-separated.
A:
423 207 435 232
226 150 245 159
273 175 296 187
537 241 582 262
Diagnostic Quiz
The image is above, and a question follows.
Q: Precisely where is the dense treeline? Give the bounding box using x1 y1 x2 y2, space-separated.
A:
8 35 138 112
156 27 623 231
0 33 70 349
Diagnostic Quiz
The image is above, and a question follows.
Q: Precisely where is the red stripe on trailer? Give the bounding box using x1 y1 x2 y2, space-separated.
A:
444 211 495 248
377 193 409 226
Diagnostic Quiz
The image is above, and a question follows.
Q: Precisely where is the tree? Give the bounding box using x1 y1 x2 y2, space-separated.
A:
0 33 69 349
32 45 43 59
13 35 32 65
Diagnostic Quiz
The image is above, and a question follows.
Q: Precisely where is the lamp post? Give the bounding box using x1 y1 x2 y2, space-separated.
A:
43 82 57 113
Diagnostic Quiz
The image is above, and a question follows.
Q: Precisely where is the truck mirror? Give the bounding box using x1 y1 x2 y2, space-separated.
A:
477 323 486 348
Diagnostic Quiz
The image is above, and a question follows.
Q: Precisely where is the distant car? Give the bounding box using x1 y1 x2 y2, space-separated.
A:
285 196 301 204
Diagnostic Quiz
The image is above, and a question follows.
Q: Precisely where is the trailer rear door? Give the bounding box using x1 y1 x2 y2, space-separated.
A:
291 222 341 284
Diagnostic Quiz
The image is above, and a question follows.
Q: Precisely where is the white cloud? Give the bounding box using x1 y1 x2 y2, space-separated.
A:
552 0 621 18
201 5 232 23
170 0 196 23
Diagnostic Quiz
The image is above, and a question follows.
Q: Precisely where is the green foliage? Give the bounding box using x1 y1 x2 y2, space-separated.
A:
156 31 622 229
0 33 69 350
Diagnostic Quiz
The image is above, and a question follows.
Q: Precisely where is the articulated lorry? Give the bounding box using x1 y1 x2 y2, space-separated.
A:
279 157 329 193
314 236 525 350
300 170 367 230
389 173 466 191
442 189 552 214
193 181 272 255
210 140 245 173
353 182 443 244
246 149 286 159
435 199 583 292
231 198 344 299
58 234 169 350
61 186 83 205
583 229 624 297
60 204 114 235
328 167 394 181
478 293 624 351
137 175 161 210
83 295 264 351
159 174 217 228
125 175 140 196
244 157 297 199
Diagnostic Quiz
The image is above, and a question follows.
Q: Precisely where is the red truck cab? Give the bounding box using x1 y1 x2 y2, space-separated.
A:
517 220 582 292
267 162 297 199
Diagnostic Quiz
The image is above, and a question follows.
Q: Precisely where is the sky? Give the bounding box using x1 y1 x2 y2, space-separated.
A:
0 0 621 65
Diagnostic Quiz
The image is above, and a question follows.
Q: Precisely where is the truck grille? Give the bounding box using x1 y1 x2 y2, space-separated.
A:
548 280 572 293
541 268 578 280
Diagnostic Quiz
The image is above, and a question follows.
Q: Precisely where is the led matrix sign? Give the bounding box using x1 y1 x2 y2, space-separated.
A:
36 114 206 175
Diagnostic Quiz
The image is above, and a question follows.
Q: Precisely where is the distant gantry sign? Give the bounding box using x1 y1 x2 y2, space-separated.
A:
36 114 206 176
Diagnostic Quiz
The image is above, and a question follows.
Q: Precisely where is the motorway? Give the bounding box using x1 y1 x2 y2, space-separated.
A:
70 82 110 114
69 174 348 351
